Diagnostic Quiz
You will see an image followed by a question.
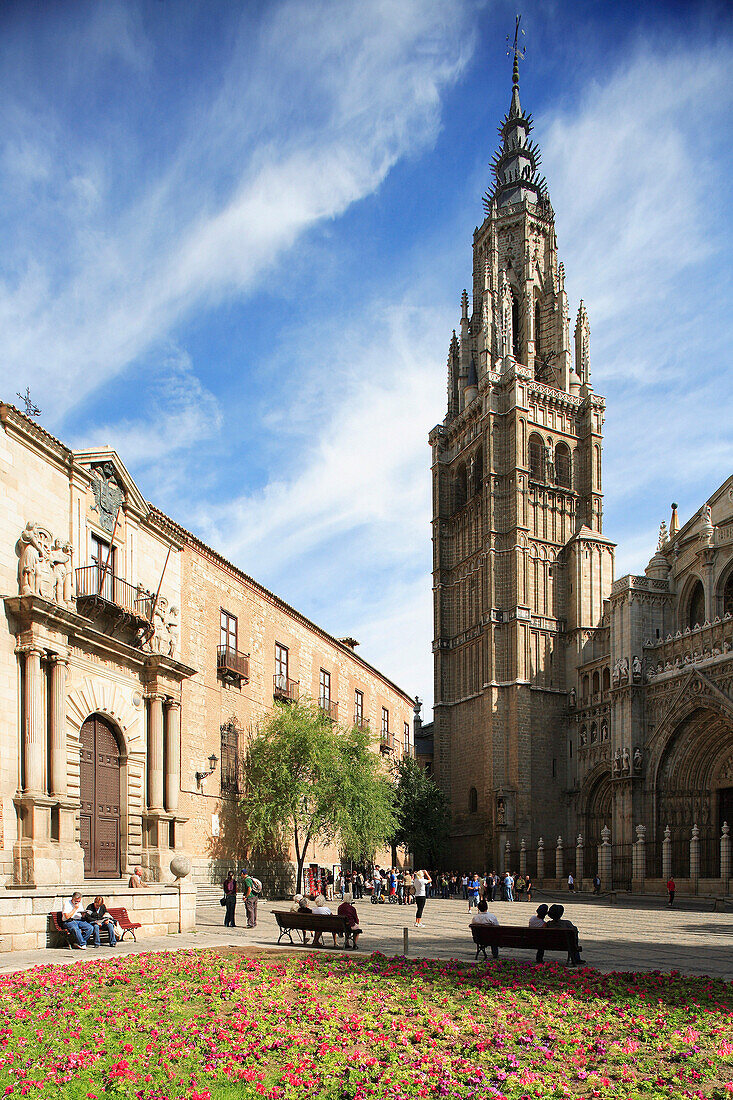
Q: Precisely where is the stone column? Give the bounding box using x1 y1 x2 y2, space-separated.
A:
690 823 700 894
147 694 165 811
575 833 584 887
598 825 612 889
537 836 545 882
632 824 646 890
23 646 45 794
721 822 730 890
662 824 672 881
504 838 511 874
48 655 69 798
164 699 181 814
555 835 563 881
519 837 527 878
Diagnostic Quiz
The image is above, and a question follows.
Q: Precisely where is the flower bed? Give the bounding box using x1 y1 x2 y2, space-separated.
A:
0 951 731 1099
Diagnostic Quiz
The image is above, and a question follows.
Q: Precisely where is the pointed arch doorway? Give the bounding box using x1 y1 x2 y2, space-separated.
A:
79 714 121 878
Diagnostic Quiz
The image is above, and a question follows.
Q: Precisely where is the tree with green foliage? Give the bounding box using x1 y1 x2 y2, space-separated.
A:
393 755 451 868
238 699 397 892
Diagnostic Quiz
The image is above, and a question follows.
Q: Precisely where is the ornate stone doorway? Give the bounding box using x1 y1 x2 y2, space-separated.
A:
79 714 121 878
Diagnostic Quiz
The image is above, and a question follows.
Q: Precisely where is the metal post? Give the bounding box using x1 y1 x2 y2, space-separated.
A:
403 927 409 956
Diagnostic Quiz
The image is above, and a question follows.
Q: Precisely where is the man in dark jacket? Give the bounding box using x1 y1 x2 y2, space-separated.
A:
546 903 584 965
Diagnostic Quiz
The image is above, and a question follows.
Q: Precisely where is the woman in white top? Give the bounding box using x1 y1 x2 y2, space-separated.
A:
311 894 336 948
412 870 431 926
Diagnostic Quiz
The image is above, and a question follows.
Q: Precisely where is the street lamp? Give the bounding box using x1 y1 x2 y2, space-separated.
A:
196 752 218 788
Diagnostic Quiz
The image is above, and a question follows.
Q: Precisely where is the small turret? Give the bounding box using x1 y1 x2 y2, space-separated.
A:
670 502 680 538
574 300 590 386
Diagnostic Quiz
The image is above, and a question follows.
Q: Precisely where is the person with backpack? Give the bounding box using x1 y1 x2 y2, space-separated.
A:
241 868 259 928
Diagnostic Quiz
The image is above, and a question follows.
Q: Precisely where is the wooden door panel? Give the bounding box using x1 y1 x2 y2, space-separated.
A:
80 715 121 878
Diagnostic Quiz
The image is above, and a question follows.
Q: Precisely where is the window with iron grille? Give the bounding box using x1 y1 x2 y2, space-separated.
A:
220 720 240 796
220 609 238 652
354 689 364 726
319 668 331 707
275 643 289 689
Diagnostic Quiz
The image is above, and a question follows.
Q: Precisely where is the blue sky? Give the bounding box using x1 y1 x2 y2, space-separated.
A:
1 0 731 717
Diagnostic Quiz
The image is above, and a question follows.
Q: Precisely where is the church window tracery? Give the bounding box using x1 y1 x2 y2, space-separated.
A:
687 579 705 630
555 442 571 489
528 433 545 482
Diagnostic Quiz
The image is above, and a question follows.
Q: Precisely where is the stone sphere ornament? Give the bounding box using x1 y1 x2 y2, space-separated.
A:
170 855 191 879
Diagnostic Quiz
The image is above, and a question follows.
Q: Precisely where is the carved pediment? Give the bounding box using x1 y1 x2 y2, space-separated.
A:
73 448 149 525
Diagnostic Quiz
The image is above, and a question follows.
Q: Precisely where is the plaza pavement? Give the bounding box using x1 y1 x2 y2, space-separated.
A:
0 890 730 980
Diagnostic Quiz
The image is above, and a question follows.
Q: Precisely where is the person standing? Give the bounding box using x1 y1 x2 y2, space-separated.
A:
568 873 575 893
413 869 431 926
489 871 498 902
372 866 382 902
467 873 481 912
503 871 514 902
667 877 676 906
461 873 468 901
222 870 237 927
525 874 533 903
592 874 601 896
242 868 258 928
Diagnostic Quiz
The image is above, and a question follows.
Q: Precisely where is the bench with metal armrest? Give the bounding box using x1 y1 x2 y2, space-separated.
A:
273 910 358 948
470 923 581 963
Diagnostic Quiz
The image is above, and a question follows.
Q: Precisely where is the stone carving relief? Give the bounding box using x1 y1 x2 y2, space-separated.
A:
90 462 125 535
700 503 714 547
632 655 642 681
621 746 631 775
633 746 643 773
144 596 180 658
17 522 74 605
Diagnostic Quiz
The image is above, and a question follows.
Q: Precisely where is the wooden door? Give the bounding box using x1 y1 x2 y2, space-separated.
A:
79 715 121 878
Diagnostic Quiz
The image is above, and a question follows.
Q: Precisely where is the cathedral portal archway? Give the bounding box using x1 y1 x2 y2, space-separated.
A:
582 769 613 847
655 706 733 876
80 713 122 878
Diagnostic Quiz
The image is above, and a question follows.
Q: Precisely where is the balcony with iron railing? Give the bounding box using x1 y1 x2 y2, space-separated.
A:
353 715 370 731
319 697 338 722
380 731 394 754
273 674 299 702
217 645 250 686
74 565 154 646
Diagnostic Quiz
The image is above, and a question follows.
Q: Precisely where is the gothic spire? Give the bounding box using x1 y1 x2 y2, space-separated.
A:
484 17 548 212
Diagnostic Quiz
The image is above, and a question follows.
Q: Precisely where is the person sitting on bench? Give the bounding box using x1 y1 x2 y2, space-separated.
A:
337 898 362 949
84 896 118 947
545 903 584 966
528 903 549 962
62 892 99 950
469 899 500 958
311 894 338 948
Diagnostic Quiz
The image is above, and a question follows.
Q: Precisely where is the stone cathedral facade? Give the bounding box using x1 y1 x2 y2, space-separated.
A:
429 54 733 891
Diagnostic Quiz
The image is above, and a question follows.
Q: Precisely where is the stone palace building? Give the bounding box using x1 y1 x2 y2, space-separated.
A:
429 48 732 895
0 403 412 951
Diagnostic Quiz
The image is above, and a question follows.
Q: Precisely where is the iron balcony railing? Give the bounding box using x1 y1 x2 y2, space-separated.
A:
353 715 369 731
217 645 250 684
319 697 338 721
75 565 152 618
273 674 299 702
380 732 394 753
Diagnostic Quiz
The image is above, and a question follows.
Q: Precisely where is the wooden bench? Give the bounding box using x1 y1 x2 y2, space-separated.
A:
50 907 141 947
471 923 580 963
273 910 357 949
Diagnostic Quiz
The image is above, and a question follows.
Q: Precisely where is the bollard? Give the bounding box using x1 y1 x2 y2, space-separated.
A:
403 927 409 956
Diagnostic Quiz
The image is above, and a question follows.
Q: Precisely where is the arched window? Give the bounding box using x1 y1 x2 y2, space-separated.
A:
555 442 571 489
592 670 600 695
723 570 733 617
582 674 589 700
454 465 467 512
602 667 610 693
534 300 542 357
473 447 483 497
511 291 520 360
469 787 478 813
528 433 545 482
688 579 705 629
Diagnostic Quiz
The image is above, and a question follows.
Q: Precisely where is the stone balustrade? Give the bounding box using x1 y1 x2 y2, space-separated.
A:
644 613 733 681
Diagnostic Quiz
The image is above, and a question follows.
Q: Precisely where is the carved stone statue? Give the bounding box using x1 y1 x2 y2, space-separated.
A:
166 604 180 657
580 728 588 746
620 657 629 682
545 442 555 482
569 687 576 708
50 539 73 605
499 271 513 359
633 746 642 772
613 748 622 775
622 746 630 774
496 797 506 825
657 521 668 550
152 596 168 654
700 502 714 545
632 655 642 680
18 522 44 596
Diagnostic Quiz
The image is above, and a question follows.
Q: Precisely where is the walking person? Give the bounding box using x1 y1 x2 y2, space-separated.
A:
592 874 601 896
413 869 431 927
567 872 575 893
222 870 237 927
242 868 258 928
667 876 676 906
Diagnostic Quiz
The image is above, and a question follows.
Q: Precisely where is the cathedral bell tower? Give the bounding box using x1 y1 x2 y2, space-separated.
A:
429 28 615 869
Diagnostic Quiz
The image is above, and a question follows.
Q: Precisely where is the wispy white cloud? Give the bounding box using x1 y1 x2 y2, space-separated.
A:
0 0 473 420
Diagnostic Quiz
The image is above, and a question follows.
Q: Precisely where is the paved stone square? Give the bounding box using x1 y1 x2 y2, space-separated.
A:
0 891 730 980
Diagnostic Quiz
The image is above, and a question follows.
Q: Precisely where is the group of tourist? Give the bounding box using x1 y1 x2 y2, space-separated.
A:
221 869 260 929
290 892 363 948
424 870 535 905
470 901 585 966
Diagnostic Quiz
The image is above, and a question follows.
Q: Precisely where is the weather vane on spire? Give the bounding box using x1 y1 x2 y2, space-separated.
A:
507 14 526 86
16 387 41 418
